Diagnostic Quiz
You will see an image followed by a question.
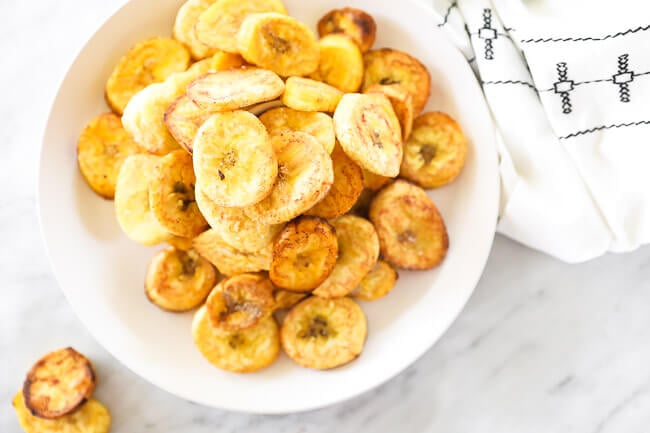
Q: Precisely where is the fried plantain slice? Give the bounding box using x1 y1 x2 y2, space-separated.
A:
77 113 140 199
351 260 398 301
273 290 308 310
259 107 335 154
192 306 279 373
193 229 272 276
195 0 287 53
369 179 448 269
306 144 363 219
364 83 414 141
280 297 367 369
400 111 467 188
149 150 208 238
115 155 171 246
333 93 402 177
348 188 376 218
105 37 190 114
270 216 338 292
173 0 219 60
317 7 377 53
245 131 333 225
14 392 111 433
361 169 392 191
281 77 343 113
22 348 95 419
167 234 195 251
312 215 379 298
164 95 214 153
193 111 277 207
237 13 319 77
145 246 217 312
311 34 363 92
362 48 431 114
187 68 285 112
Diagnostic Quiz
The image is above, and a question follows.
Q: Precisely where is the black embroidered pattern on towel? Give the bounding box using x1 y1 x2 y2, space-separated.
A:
614 54 632 102
559 120 650 139
554 62 573 114
437 1 457 28
482 80 537 91
520 24 650 44
480 8 497 60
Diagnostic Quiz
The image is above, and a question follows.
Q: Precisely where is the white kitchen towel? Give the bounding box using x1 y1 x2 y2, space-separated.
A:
423 0 650 262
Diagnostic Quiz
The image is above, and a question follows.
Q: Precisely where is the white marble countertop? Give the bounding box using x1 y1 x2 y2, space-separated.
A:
2 1 650 431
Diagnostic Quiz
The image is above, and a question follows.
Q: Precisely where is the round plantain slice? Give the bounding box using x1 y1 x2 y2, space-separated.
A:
273 290 308 310
245 131 334 225
351 260 398 301
193 111 277 208
205 273 274 331
150 150 208 238
259 107 335 154
280 297 367 370
369 179 448 270
77 113 140 199
270 216 338 292
333 93 403 177
192 306 279 373
13 392 111 433
400 112 467 189
362 48 431 115
195 0 287 53
115 155 171 246
237 12 320 77
173 0 219 60
317 7 377 53
364 83 414 141
145 246 217 312
164 95 215 153
105 37 190 115
167 234 195 251
362 169 392 191
311 34 363 93
306 144 363 219
193 229 272 276
281 77 343 113
187 68 285 112
312 215 379 299
22 348 96 419
195 185 283 253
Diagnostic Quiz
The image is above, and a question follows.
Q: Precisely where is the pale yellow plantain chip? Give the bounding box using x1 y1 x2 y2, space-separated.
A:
351 260 398 301
281 77 343 113
164 95 215 153
195 0 288 53
317 7 377 53
77 113 139 199
173 0 220 60
192 306 279 373
280 297 367 370
361 169 392 191
237 12 319 77
364 83 414 141
193 229 272 276
273 290 308 310
105 37 190 114
167 234 196 251
311 34 364 93
259 107 335 154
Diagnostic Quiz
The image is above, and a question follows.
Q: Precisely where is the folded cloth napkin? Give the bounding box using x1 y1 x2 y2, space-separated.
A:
421 0 650 262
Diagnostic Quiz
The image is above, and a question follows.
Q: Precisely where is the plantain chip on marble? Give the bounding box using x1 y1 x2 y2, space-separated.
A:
187 68 285 112
311 34 363 93
333 93 402 177
245 131 333 225
317 7 377 53
259 107 335 154
193 111 277 207
115 154 171 246
364 83 414 141
400 111 467 188
270 216 338 292
281 77 343 113
192 305 279 373
237 12 319 77
312 215 379 299
105 37 190 114
22 347 96 419
280 297 367 370
14 392 111 433
173 0 219 60
164 95 214 153
150 150 208 238
77 113 139 199
306 144 363 219
193 229 272 276
369 179 448 270
206 273 275 331
145 246 217 312
195 0 287 53
351 260 398 301
362 48 431 114
273 290 308 310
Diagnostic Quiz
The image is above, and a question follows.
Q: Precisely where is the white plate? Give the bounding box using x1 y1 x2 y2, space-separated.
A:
38 0 498 414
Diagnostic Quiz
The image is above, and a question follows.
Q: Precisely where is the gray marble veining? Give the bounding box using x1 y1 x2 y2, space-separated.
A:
2 1 650 432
